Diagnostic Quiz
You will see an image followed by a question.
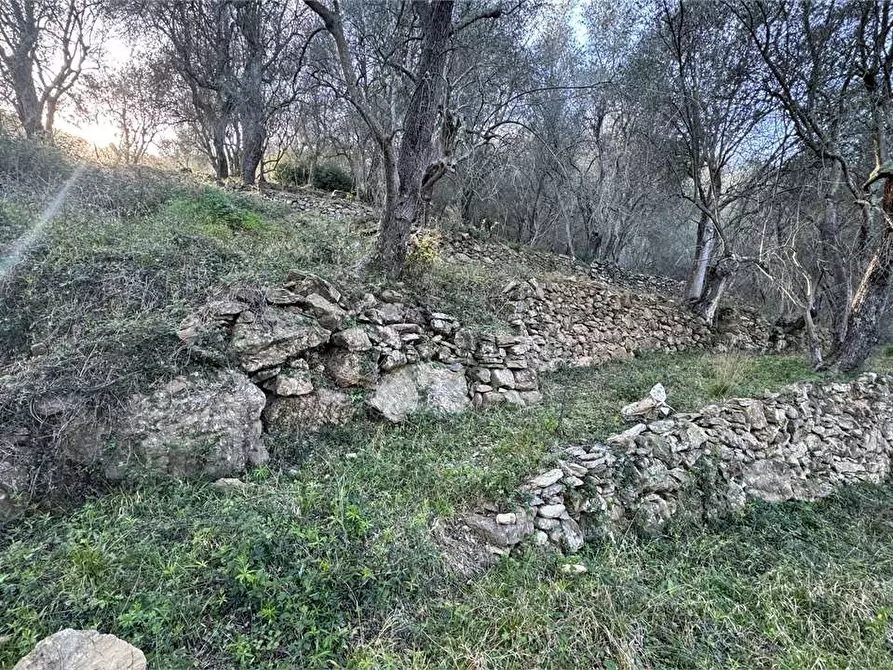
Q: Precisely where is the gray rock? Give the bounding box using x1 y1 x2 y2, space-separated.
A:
14 629 146 670
529 468 563 488
265 287 301 305
538 503 567 518
380 348 408 371
332 327 372 351
110 371 267 481
417 364 471 414
284 269 342 304
378 302 406 324
490 368 515 389
263 360 312 396
264 388 355 432
368 366 419 422
231 310 330 372
560 517 584 551
743 459 796 503
213 477 248 492
301 293 347 330
325 350 378 388
513 368 538 391
463 513 533 548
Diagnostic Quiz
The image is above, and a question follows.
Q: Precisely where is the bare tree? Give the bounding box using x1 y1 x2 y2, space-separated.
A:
305 0 457 277
0 0 102 139
735 0 893 370
83 58 172 164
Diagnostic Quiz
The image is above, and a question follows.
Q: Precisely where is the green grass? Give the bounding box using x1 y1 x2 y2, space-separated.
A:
3 147 893 668
2 350 883 668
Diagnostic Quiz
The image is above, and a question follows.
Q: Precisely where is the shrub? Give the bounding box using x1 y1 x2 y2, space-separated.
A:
274 160 354 192
273 160 308 187
405 228 443 277
311 163 353 192
0 136 70 186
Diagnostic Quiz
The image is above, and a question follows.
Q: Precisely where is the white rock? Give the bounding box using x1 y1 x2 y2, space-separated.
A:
537 503 566 519
528 468 563 488
560 563 587 575
14 629 146 670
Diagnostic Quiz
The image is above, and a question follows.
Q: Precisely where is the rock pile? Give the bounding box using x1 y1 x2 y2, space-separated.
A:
443 231 685 296
178 270 542 433
261 187 377 221
470 373 893 554
502 276 799 370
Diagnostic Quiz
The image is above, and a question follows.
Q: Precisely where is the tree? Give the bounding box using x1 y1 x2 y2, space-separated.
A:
83 58 172 164
735 0 893 370
648 0 773 321
0 0 102 139
305 0 457 277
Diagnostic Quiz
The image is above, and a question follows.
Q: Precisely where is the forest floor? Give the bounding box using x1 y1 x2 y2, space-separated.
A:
2 143 893 668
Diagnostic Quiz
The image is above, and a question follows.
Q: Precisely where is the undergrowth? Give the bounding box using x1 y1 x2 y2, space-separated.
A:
0 350 860 668
3 142 892 669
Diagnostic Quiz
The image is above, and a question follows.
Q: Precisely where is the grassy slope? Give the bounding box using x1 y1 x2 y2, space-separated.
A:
4 352 893 669
2 150 893 668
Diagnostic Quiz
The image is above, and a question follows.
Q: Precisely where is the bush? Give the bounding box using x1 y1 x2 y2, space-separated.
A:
273 160 308 187
0 136 70 186
274 160 353 193
311 163 353 192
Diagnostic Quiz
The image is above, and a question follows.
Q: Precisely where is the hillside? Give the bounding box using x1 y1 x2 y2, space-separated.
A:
3 149 893 669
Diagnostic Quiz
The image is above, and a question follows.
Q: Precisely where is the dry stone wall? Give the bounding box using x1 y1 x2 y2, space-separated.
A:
177 270 542 434
463 373 893 555
502 276 800 371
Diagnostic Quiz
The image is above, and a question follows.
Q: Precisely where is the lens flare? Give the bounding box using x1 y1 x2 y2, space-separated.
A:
0 165 84 282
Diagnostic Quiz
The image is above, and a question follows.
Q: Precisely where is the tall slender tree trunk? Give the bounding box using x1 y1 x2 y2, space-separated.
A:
687 211 715 300
834 180 893 371
817 162 851 348
236 0 265 186
212 119 229 180
375 0 455 277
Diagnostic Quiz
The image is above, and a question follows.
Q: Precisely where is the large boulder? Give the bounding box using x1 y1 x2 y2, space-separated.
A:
14 629 146 670
368 365 419 422
263 388 356 432
416 364 471 414
108 370 267 481
230 310 329 372
368 363 470 422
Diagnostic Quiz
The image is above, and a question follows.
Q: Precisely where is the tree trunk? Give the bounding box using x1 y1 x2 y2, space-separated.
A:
817 163 851 349
691 255 738 323
9 55 43 139
833 179 893 371
687 210 715 300
236 0 265 187
212 120 229 181
374 0 455 277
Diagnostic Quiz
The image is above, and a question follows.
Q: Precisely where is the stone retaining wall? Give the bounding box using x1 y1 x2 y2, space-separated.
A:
463 373 893 555
502 277 799 371
178 270 542 433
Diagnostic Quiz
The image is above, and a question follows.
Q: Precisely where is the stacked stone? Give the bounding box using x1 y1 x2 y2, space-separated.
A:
467 333 543 409
261 188 377 221
503 277 713 371
177 270 543 432
470 373 893 554
502 277 799 371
